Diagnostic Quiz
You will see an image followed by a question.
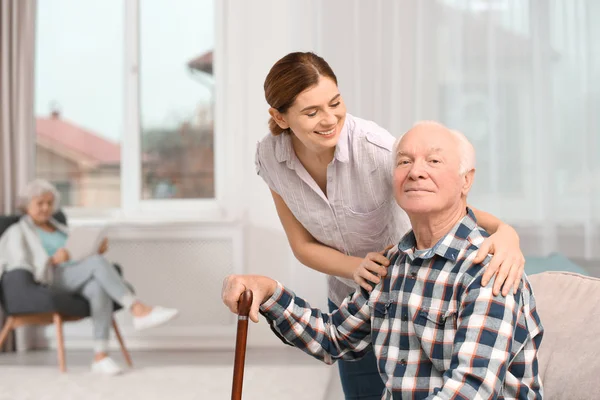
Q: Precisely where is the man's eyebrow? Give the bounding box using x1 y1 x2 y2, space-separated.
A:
396 148 445 159
299 94 341 113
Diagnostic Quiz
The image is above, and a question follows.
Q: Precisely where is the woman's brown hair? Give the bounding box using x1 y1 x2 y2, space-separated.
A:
264 52 338 135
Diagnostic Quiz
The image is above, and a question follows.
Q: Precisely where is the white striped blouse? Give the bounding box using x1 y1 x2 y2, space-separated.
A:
255 113 411 306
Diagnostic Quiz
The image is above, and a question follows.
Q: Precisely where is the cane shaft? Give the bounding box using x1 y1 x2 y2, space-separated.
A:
231 290 253 400
231 317 249 399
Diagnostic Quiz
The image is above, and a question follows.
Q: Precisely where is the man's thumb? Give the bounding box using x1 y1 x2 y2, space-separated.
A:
250 301 260 323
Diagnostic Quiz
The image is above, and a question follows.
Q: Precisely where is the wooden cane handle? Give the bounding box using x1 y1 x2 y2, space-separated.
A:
237 289 253 317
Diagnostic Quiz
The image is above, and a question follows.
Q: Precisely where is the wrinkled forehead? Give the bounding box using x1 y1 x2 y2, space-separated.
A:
397 126 458 157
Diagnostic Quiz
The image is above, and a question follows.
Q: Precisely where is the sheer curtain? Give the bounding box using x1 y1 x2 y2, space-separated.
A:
292 0 599 260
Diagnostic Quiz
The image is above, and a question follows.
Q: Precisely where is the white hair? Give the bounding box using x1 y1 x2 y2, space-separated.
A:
18 179 61 213
391 121 476 175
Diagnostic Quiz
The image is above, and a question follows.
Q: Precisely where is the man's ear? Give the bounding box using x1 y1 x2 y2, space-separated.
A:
268 108 289 130
461 169 475 196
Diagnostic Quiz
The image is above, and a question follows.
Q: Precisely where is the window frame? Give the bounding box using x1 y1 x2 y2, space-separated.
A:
55 0 230 223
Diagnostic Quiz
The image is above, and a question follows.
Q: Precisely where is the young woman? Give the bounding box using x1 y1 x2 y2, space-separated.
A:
255 52 525 399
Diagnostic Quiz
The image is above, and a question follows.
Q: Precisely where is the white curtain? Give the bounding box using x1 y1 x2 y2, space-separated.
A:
0 0 36 213
0 0 37 352
283 0 599 260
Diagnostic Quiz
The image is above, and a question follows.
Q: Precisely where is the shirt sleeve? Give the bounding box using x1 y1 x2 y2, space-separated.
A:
255 141 279 195
364 126 396 189
259 281 373 364
426 274 520 400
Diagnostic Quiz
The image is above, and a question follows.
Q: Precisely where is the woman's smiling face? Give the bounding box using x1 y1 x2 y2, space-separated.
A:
272 76 347 153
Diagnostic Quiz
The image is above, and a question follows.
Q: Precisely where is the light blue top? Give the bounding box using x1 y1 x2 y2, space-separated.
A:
35 228 72 267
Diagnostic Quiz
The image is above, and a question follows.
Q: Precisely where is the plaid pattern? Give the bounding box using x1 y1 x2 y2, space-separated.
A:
261 209 544 399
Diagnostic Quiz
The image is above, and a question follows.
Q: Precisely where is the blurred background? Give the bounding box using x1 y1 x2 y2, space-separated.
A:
1 0 598 398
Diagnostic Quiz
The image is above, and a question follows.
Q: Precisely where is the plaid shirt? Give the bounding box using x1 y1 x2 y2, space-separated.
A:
261 209 544 399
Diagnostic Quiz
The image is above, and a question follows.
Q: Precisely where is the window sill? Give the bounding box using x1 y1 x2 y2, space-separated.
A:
64 207 242 228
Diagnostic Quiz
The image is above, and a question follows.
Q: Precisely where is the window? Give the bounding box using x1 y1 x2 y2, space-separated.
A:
34 0 217 217
139 1 215 200
34 0 124 209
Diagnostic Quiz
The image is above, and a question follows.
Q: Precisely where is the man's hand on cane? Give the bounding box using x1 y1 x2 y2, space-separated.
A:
222 275 278 323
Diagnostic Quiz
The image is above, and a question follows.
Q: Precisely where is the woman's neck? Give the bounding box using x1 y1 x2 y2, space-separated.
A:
31 217 55 232
291 135 335 167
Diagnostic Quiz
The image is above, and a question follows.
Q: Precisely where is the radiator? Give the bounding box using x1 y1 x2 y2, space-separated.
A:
42 223 244 349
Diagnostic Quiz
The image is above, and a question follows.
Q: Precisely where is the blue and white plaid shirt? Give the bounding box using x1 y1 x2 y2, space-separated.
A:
261 209 544 399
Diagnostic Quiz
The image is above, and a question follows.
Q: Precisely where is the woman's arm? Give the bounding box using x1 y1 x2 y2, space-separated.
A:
470 206 503 233
271 190 363 280
470 206 525 296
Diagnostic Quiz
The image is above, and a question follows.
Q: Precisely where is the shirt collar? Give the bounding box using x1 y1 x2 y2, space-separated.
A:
398 207 478 262
274 116 351 168
275 132 294 166
333 117 350 163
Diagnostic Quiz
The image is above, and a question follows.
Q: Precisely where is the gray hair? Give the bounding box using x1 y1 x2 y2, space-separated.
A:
18 179 61 213
391 121 476 175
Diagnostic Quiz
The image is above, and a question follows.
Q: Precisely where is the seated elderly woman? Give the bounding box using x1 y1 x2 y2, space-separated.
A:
0 179 178 375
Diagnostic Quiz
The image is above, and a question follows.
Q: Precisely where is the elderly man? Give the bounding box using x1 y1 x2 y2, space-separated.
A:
222 122 543 399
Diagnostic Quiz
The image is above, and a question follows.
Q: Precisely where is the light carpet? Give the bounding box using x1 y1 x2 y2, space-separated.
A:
0 364 332 400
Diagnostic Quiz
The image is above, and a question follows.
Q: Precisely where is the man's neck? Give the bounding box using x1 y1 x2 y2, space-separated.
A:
409 202 468 249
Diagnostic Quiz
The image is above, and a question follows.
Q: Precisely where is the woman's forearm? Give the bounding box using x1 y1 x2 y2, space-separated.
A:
271 189 363 280
293 241 362 280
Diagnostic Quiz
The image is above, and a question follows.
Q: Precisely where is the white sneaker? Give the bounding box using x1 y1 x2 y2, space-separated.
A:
133 306 179 331
91 357 123 375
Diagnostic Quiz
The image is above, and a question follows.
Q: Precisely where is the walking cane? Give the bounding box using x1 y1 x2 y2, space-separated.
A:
231 289 253 400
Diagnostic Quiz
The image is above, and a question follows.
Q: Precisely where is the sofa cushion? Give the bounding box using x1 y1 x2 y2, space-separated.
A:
529 272 600 399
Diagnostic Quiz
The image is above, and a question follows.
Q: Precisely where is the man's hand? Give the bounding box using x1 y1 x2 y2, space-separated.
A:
221 275 278 323
353 245 393 292
51 248 70 266
98 238 109 254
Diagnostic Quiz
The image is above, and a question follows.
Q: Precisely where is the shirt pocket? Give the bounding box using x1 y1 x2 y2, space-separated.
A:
412 307 457 372
342 199 393 256
369 296 396 361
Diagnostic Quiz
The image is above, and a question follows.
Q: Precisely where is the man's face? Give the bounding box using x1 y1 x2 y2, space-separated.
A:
393 125 472 216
